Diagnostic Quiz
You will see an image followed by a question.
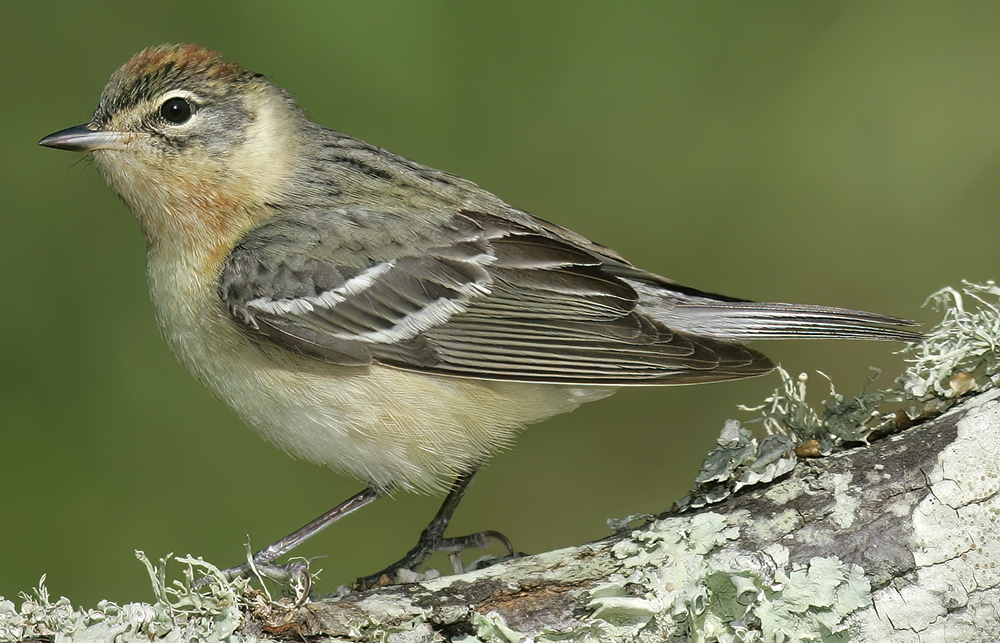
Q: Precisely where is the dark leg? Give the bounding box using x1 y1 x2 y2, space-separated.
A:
356 469 513 589
221 484 387 584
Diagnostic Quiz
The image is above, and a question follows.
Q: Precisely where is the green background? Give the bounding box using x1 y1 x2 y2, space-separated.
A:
3 2 998 606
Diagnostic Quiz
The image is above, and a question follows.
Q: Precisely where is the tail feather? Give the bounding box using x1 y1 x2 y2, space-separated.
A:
626 273 922 343
654 301 920 342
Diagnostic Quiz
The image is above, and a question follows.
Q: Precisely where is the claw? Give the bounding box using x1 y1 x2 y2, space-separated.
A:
356 527 516 590
480 530 515 557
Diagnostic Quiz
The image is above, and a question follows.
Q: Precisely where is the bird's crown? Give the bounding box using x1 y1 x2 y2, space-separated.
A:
92 43 266 131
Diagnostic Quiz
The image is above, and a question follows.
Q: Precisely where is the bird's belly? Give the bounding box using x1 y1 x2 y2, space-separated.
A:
207 358 614 492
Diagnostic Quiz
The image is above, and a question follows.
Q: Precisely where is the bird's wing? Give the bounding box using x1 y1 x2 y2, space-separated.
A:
218 208 773 385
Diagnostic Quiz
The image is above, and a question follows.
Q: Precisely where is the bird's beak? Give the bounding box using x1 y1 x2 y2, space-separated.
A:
39 123 127 152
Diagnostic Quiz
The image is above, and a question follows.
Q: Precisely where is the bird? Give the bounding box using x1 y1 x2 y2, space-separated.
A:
39 43 919 588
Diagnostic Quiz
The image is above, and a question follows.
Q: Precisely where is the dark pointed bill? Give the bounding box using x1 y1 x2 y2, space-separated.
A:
39 124 126 152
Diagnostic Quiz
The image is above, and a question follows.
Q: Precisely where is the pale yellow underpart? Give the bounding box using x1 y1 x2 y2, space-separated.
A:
148 256 612 492
93 84 614 492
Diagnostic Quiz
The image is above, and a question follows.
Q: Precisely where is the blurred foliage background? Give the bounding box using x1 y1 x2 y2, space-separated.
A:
3 1 999 606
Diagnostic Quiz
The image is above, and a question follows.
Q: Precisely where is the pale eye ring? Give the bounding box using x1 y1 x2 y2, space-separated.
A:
159 97 194 124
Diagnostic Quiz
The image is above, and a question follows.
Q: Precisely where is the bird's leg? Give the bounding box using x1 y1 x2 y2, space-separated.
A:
219 484 388 587
356 469 514 589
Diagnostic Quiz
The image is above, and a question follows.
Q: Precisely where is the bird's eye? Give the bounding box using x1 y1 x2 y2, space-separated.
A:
159 97 193 124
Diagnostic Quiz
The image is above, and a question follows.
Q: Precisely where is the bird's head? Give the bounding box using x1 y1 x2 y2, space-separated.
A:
40 44 303 261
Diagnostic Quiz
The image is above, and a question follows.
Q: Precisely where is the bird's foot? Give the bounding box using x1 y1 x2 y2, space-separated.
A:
200 556 313 606
356 528 514 590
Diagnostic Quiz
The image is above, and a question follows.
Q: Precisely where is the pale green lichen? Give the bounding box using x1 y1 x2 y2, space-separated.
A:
587 513 740 639
898 280 1000 403
677 420 797 511
587 513 871 642
740 366 892 449
747 508 799 544
0 553 264 643
471 611 528 643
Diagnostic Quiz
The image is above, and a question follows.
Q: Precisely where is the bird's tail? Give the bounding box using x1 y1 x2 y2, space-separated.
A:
655 300 921 343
